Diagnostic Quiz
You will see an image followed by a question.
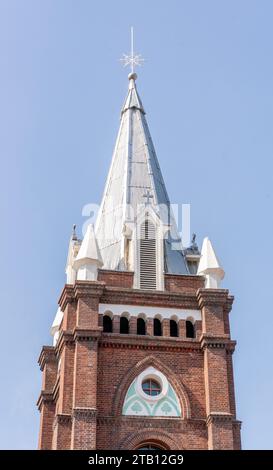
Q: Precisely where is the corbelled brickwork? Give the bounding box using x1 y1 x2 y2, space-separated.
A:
37 274 241 450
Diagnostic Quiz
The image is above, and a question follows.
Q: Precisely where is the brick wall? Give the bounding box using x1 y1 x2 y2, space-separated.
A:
37 278 241 450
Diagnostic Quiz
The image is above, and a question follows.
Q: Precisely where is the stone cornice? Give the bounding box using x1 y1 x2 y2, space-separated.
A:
99 333 202 353
58 284 75 311
97 415 206 430
55 330 74 356
73 327 102 342
100 287 199 310
200 334 236 352
74 281 105 300
36 390 54 410
197 289 230 309
206 412 233 426
224 295 234 314
38 346 56 370
53 413 72 429
58 281 105 310
232 420 242 429
72 407 97 419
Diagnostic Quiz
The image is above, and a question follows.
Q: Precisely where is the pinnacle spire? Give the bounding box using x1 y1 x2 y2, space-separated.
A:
95 74 188 275
197 237 225 288
74 224 103 270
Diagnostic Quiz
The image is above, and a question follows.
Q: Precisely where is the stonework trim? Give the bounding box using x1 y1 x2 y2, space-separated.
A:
38 346 56 370
72 407 97 419
53 413 72 429
197 288 232 309
99 335 201 352
201 334 236 352
73 328 102 342
37 391 54 410
206 412 233 426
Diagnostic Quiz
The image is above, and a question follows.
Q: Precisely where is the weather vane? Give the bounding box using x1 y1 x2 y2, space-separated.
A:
120 27 145 73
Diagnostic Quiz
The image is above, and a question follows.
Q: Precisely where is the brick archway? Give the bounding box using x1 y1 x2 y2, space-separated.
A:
119 429 180 450
112 355 191 418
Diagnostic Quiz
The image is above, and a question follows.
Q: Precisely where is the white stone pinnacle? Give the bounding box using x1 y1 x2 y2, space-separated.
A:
73 224 103 281
197 237 225 288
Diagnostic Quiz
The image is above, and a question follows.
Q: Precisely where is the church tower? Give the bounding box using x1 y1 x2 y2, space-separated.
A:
37 66 241 450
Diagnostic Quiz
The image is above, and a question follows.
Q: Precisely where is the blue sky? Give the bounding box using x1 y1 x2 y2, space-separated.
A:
0 0 272 449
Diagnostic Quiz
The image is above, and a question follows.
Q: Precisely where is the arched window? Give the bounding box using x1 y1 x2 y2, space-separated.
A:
120 316 129 334
154 318 162 336
139 219 157 290
137 317 146 335
103 315 112 333
170 319 178 337
136 443 167 450
186 320 195 338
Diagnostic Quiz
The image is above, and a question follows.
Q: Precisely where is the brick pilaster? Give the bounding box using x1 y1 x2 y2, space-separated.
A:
37 347 57 449
112 315 120 333
162 318 169 337
198 289 240 450
129 316 137 335
146 318 153 336
70 282 103 450
178 319 186 338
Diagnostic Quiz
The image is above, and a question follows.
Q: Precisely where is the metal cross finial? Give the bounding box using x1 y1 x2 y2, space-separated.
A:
120 27 145 73
143 189 154 205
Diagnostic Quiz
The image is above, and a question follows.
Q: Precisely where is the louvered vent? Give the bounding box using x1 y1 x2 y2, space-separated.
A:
139 219 157 290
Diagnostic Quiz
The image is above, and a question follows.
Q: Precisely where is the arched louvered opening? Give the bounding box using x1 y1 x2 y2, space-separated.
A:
120 316 129 334
170 319 178 337
139 219 157 290
186 320 195 338
103 315 113 333
154 318 162 337
137 317 146 335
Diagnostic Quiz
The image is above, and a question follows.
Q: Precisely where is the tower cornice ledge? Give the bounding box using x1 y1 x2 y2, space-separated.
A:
37 391 54 410
197 288 232 309
58 284 75 311
200 334 236 352
99 333 202 352
72 407 97 419
74 280 105 299
55 330 74 356
206 412 233 426
53 413 72 429
73 327 102 342
100 286 199 310
38 346 56 370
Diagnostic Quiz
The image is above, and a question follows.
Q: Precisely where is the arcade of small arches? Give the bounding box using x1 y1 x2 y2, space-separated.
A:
100 312 197 339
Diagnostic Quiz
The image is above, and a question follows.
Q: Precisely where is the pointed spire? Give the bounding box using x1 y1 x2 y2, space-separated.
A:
122 73 145 114
73 224 103 281
65 224 80 284
197 237 225 288
95 74 188 275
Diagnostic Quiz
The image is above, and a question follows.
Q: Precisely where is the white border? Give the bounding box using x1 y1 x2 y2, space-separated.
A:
99 303 201 321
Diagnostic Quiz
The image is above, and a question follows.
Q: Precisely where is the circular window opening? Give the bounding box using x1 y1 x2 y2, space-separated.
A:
142 379 161 396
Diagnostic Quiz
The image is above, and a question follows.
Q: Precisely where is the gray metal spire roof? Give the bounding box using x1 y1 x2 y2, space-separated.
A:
95 72 188 274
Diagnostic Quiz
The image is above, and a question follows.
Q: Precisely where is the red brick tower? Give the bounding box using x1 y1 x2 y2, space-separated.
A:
37 71 241 450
